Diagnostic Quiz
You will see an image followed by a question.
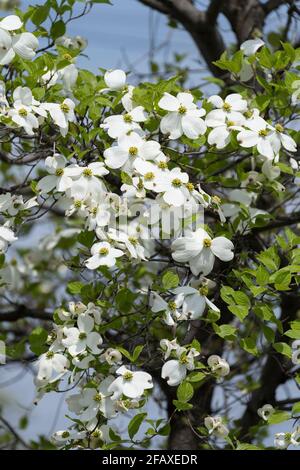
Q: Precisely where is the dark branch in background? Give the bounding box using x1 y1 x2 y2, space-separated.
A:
238 292 299 439
0 306 52 322
137 0 296 78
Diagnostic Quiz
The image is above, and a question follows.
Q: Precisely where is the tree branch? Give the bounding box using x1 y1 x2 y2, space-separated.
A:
0 306 52 322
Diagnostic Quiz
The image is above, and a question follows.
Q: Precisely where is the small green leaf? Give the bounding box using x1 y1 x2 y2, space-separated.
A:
162 271 179 290
177 381 194 403
128 412 147 439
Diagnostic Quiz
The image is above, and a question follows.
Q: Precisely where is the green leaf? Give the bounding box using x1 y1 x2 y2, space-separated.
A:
172 400 193 411
213 323 237 340
187 372 206 383
128 412 147 439
268 410 291 425
29 327 48 355
115 288 137 313
236 443 262 450
67 281 83 295
292 402 300 416
257 247 280 271
162 271 179 290
273 342 292 358
31 4 50 26
177 381 194 403
132 345 144 362
50 20 66 40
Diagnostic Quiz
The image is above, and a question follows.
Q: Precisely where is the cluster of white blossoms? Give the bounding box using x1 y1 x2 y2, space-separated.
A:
274 427 300 449
35 301 153 444
0 85 76 136
0 15 38 65
159 338 229 386
1 14 299 448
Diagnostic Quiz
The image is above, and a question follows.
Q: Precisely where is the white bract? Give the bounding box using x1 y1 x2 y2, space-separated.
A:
204 416 229 438
207 355 230 378
257 404 275 421
161 346 200 386
62 313 102 357
104 69 126 90
108 366 153 399
0 15 38 65
158 92 206 140
85 241 124 269
171 228 234 276
104 132 160 171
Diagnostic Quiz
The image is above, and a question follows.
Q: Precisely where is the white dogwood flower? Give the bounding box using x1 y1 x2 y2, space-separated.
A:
206 112 245 149
101 106 147 138
237 116 275 158
62 313 103 357
104 132 160 171
85 241 124 270
37 154 79 194
159 92 206 140
156 167 189 207
104 69 126 90
79 377 117 421
160 338 180 359
36 351 69 382
150 292 184 326
207 93 247 122
52 429 86 446
0 225 17 252
274 432 290 449
257 404 275 421
173 282 219 320
207 355 230 378
0 16 38 65
44 98 75 136
240 38 265 56
171 228 234 276
108 366 153 399
204 416 229 438
161 347 200 386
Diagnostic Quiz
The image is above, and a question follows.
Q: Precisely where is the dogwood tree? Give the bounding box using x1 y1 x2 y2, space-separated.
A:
0 0 300 451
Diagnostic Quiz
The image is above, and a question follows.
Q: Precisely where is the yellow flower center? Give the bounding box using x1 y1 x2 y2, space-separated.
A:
223 102 231 111
83 168 93 177
55 168 64 176
275 123 284 133
212 195 221 204
46 351 54 359
123 113 132 123
79 332 87 340
199 285 209 296
63 53 72 61
186 182 194 192
93 393 102 402
74 200 82 208
227 120 235 127
129 146 138 156
18 108 28 117
172 178 182 187
158 161 168 169
179 355 189 365
123 371 133 381
60 103 70 113
144 171 155 181
62 431 70 439
99 247 109 255
203 238 212 248
178 105 187 115
168 300 177 311
128 236 138 245
259 128 269 137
